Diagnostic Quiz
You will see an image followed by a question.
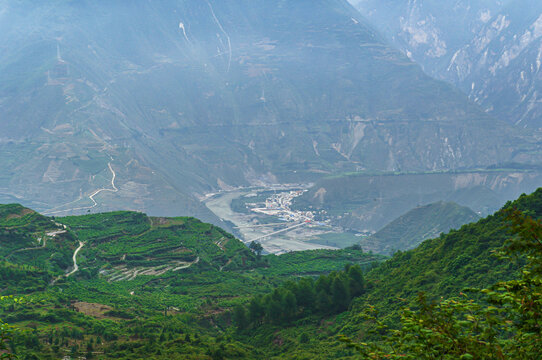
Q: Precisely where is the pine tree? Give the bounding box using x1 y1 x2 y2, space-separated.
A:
316 289 332 314
248 296 264 325
347 265 365 298
296 278 316 310
331 274 350 312
267 298 283 324
233 305 248 329
282 290 297 321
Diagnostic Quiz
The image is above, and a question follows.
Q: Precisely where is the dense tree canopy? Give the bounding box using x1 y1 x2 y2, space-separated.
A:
341 208 542 359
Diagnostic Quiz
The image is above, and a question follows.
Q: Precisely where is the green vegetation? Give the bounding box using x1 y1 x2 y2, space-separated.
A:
341 208 542 359
261 248 383 279
308 232 361 248
363 201 480 255
224 189 541 359
356 190 542 319
0 296 21 360
61 212 257 273
0 204 51 230
0 204 77 277
0 203 381 358
235 264 366 329
60 212 151 244
0 262 50 294
0 188 540 358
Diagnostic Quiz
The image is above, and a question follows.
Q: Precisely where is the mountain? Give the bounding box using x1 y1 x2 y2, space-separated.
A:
451 0 542 128
361 201 480 255
0 204 78 277
352 0 542 129
0 202 383 296
355 187 542 318
349 0 510 79
0 0 538 222
293 169 542 233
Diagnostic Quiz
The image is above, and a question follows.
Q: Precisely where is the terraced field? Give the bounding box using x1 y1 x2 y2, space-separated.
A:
59 212 258 277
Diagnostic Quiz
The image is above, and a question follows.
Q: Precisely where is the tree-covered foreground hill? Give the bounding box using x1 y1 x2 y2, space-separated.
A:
0 187 541 359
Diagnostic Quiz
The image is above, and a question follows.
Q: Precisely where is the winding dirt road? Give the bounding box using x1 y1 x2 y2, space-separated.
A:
66 241 84 277
7 229 67 258
44 162 118 215
87 162 118 208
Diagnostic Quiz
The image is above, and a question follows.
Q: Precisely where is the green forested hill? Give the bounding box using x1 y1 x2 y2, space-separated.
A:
0 204 77 285
362 201 480 255
360 189 542 312
0 188 540 359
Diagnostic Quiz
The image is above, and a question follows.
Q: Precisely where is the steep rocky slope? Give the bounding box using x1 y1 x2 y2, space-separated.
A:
352 0 542 128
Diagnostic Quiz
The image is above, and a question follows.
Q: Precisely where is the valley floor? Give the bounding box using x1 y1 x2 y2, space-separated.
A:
203 185 339 254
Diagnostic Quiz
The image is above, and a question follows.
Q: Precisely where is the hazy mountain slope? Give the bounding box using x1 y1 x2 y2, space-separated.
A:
294 169 542 232
352 0 542 128
0 0 537 219
361 201 480 255
453 0 542 128
350 0 510 79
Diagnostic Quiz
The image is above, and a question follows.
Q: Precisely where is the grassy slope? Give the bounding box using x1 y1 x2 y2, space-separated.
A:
0 204 77 281
359 189 542 314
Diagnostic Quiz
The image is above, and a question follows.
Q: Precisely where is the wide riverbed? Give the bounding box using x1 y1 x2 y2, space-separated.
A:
204 187 337 255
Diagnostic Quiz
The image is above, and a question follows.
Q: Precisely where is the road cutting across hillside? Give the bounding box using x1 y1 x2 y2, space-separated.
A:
44 162 118 215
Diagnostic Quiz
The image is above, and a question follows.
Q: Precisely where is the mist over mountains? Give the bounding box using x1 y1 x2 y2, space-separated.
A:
0 0 540 232
1 2 542 358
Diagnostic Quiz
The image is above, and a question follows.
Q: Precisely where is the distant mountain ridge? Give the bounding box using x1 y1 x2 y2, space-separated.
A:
294 170 542 233
361 201 480 255
0 0 538 220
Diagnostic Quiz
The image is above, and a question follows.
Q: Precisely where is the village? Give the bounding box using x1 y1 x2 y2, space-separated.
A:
250 190 315 223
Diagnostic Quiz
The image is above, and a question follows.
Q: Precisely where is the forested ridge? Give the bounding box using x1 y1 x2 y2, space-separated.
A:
0 189 540 359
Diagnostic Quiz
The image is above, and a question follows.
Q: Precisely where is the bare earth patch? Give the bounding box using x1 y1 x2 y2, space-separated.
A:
5 208 34 220
150 217 186 227
73 301 113 319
